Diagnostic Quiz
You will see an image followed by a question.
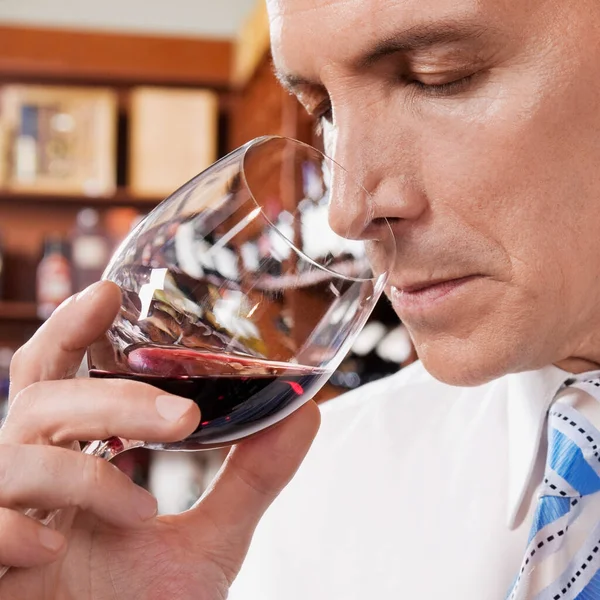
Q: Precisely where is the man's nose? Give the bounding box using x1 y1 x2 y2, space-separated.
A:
327 113 427 240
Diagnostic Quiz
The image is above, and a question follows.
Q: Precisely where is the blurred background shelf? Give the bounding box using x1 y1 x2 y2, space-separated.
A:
0 301 40 322
0 189 163 208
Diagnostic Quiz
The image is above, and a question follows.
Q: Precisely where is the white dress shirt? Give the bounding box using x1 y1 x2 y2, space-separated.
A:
229 361 594 599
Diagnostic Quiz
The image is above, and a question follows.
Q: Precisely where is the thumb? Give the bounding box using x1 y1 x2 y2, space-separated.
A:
175 400 321 574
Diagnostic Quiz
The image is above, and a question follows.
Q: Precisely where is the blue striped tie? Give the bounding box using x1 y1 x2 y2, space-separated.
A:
507 377 600 600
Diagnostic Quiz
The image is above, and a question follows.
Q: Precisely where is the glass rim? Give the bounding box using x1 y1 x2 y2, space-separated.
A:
239 134 396 285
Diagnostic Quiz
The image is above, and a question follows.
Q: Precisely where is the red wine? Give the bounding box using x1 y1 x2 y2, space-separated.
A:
89 346 326 449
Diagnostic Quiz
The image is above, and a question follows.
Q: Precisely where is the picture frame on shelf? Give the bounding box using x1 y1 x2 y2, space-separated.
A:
0 84 118 197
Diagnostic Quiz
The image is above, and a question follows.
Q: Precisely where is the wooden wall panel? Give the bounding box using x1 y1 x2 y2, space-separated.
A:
229 54 294 149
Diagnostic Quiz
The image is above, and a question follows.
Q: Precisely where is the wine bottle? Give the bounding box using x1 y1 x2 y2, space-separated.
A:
71 208 110 292
36 234 73 320
14 104 38 184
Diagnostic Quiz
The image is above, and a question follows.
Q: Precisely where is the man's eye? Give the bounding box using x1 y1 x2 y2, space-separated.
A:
409 73 476 97
313 101 333 135
315 101 333 123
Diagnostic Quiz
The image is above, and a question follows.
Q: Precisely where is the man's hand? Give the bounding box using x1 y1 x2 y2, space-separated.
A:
0 281 320 600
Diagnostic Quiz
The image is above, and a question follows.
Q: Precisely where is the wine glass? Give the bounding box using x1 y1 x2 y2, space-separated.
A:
86 135 395 454
0 136 395 578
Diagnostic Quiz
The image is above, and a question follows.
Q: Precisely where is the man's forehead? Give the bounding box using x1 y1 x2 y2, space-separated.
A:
267 0 410 25
267 0 485 77
267 0 355 16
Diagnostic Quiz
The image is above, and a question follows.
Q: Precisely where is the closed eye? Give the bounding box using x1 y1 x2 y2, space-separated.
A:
408 73 477 97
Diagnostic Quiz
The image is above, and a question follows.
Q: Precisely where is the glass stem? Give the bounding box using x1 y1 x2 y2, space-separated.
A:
84 436 144 461
0 437 144 581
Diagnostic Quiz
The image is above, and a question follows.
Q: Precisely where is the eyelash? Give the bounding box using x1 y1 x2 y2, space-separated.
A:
408 73 476 97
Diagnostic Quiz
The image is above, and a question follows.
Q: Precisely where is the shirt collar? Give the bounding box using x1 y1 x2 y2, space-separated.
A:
505 364 572 529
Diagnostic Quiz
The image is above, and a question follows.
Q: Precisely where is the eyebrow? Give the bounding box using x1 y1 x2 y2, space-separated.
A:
358 20 492 68
274 69 320 94
275 19 493 92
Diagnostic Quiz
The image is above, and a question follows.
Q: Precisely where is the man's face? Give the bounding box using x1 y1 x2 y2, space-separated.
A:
268 0 600 386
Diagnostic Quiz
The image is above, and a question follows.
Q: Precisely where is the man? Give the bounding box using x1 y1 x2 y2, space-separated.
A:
231 0 600 596
1 0 600 598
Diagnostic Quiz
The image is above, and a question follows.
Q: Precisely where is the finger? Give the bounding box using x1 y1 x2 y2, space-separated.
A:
9 281 121 403
177 401 320 548
1 378 200 445
0 444 157 527
0 508 66 568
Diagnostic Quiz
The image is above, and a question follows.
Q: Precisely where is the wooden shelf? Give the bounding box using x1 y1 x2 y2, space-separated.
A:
0 25 233 89
0 188 163 209
0 301 41 322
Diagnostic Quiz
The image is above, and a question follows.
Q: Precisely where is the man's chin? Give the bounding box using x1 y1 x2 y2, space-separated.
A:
416 343 516 388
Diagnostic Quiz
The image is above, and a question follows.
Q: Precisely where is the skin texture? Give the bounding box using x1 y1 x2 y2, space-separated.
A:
0 282 320 600
268 0 600 385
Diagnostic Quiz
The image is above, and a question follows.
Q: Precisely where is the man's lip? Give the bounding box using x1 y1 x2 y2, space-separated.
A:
396 275 480 294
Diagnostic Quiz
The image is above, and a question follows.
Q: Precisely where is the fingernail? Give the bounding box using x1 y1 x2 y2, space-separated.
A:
156 395 193 423
133 487 158 521
38 528 64 552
